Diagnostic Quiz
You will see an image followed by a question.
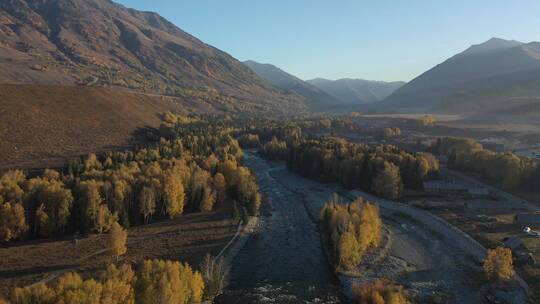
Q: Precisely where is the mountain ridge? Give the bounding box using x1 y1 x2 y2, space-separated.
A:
307 77 405 104
378 37 540 113
0 0 305 114
243 60 338 108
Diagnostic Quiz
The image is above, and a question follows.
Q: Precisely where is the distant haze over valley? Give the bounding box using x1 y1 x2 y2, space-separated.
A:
243 60 405 107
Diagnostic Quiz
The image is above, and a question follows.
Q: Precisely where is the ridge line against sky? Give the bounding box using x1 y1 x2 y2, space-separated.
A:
115 0 540 82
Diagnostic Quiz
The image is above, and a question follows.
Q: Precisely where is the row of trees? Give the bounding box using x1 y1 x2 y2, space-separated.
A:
382 127 402 139
0 118 261 242
9 259 206 304
237 134 261 149
320 196 382 271
432 137 540 191
283 138 439 199
258 137 288 161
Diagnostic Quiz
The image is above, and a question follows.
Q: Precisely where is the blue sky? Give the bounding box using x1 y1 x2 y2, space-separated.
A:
115 0 540 82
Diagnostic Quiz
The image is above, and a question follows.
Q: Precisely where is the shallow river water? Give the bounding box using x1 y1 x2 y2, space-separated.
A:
215 153 343 303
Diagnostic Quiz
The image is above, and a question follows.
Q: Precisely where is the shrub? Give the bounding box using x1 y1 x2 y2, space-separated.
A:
353 279 408 304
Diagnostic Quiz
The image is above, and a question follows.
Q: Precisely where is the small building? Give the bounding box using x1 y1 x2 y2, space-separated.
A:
515 213 540 229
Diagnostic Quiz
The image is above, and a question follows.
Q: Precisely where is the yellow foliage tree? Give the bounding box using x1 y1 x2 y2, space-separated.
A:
353 279 408 304
109 222 128 261
371 162 402 200
162 170 185 218
338 231 363 270
484 247 514 281
321 196 383 271
0 201 28 241
100 264 135 304
137 259 205 304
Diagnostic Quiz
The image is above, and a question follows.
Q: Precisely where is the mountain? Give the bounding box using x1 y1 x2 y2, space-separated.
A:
0 0 304 114
307 78 405 104
459 37 523 56
380 38 540 114
0 0 309 168
243 60 336 108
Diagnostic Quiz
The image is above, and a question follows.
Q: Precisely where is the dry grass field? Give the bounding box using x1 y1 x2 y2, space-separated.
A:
0 202 238 298
0 84 194 170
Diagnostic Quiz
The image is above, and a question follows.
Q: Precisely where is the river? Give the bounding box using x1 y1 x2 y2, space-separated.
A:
216 152 343 303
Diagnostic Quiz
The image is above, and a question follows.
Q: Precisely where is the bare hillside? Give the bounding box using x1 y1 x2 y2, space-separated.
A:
0 84 189 169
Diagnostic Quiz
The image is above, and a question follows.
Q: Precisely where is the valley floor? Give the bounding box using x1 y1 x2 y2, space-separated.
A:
0 204 237 298
219 152 483 303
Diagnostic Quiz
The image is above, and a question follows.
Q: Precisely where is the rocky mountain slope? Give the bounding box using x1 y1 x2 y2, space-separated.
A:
0 0 304 114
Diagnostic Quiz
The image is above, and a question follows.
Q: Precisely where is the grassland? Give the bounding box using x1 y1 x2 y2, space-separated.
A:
0 202 238 298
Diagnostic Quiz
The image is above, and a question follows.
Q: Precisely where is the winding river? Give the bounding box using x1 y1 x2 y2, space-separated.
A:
216 152 343 303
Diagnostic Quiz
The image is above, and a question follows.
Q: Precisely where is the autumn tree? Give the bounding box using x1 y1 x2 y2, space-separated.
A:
12 283 56 304
321 196 383 271
484 247 514 281
26 179 73 234
213 173 226 204
138 186 155 224
137 259 204 304
75 180 103 233
162 170 185 218
35 204 54 237
100 264 135 304
0 170 25 203
0 201 28 241
95 204 117 234
199 188 216 213
353 279 408 304
199 254 227 300
338 231 362 270
109 221 127 261
372 162 403 199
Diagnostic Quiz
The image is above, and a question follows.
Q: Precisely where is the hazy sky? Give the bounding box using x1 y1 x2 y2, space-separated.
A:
115 0 540 82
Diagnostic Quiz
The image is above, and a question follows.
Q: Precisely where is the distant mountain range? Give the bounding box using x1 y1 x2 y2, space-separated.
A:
243 60 405 106
306 78 405 104
378 38 540 116
243 60 337 108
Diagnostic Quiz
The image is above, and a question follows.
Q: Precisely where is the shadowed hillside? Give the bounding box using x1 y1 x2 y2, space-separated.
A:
243 60 337 109
380 38 540 114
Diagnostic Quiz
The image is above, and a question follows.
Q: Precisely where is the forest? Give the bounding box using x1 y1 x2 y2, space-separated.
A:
432 137 540 191
0 113 260 242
